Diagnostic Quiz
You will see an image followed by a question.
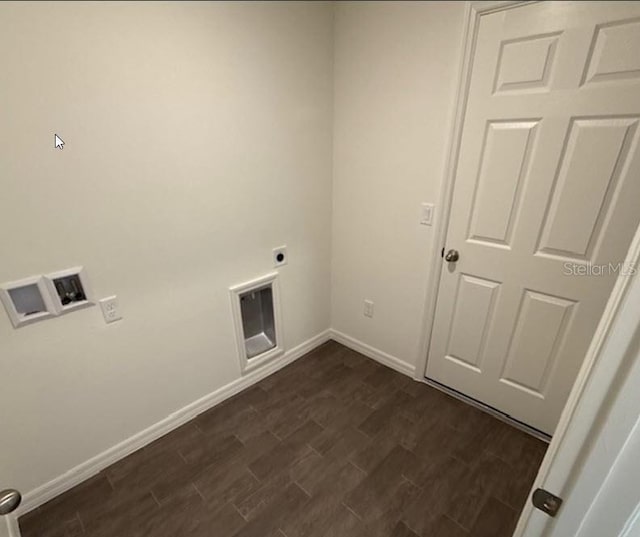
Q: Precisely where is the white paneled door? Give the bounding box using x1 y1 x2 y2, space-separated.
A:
427 1 640 435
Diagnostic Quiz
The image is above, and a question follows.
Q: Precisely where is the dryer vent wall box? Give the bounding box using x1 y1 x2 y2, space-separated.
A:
230 272 284 374
241 287 276 358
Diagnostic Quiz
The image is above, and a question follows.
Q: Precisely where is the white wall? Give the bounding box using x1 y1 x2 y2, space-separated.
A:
331 1 466 370
0 1 333 495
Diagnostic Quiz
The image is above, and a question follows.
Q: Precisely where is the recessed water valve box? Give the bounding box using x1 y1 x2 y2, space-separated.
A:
230 272 284 374
0 276 56 327
44 266 94 314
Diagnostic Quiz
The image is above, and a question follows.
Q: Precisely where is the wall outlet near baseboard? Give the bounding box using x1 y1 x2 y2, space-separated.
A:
364 299 374 318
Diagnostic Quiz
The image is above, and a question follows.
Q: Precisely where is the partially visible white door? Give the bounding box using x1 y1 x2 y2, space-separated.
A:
516 232 640 536
574 418 640 537
427 1 640 435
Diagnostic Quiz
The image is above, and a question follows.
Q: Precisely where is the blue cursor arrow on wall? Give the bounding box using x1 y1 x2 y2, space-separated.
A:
54 134 65 150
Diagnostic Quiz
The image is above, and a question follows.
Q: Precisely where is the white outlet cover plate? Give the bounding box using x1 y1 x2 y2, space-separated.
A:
364 299 374 318
99 296 122 323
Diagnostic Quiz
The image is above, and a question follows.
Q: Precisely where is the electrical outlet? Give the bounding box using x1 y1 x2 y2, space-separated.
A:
99 296 122 324
364 299 374 318
273 245 287 267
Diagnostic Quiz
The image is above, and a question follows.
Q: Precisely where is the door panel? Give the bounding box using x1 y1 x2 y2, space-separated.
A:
427 1 640 435
537 117 639 260
494 33 561 94
583 19 640 85
500 290 576 397
446 274 500 372
469 121 538 246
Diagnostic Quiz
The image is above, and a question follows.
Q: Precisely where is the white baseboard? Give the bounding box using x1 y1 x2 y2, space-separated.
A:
15 329 331 521
5 515 20 537
329 329 416 378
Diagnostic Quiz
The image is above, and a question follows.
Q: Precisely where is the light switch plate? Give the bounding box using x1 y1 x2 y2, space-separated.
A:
420 203 435 226
99 296 122 323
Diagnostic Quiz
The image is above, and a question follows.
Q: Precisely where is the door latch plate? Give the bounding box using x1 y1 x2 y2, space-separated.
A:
532 488 563 517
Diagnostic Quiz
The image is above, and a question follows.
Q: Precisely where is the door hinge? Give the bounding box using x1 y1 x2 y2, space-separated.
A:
532 488 563 517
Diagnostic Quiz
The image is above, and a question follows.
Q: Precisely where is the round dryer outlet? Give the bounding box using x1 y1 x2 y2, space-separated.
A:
273 246 287 267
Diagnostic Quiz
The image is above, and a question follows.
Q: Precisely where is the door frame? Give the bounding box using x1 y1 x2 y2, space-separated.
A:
415 1 640 534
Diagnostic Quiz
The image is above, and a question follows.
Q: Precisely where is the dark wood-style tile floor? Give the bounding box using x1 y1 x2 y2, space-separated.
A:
20 341 547 537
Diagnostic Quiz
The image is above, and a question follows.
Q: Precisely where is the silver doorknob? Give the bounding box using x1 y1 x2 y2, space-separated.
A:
0 489 21 516
444 249 460 263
